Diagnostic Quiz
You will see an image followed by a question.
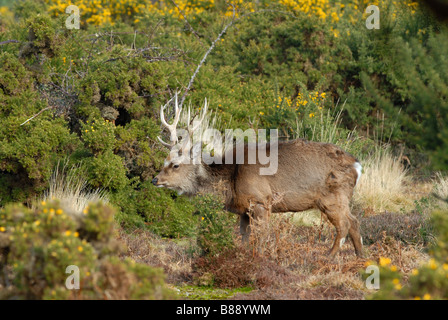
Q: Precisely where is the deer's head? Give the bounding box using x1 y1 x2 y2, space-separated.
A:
152 94 209 195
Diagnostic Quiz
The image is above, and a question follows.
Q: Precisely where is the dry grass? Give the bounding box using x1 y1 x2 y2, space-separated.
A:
433 172 448 209
354 146 413 214
118 228 195 284
360 211 435 246
194 213 429 299
118 209 430 299
38 161 108 215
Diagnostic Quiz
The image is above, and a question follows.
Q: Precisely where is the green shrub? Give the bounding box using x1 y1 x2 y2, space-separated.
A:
0 199 172 299
81 119 116 154
115 117 166 180
84 150 128 191
20 13 63 59
113 180 198 238
195 194 237 256
366 209 448 300
0 51 79 204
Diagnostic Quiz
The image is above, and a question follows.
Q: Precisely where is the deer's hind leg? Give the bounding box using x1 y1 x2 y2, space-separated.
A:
347 213 364 258
240 213 251 243
316 195 351 259
240 202 270 244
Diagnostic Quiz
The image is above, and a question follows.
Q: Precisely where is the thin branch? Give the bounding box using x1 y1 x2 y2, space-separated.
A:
20 106 55 126
147 19 164 48
179 5 237 108
0 40 20 46
176 6 302 109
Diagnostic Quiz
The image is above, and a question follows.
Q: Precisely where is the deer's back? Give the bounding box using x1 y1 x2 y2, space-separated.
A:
230 139 359 213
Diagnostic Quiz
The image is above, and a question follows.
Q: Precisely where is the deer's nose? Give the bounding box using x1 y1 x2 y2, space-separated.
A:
152 178 158 186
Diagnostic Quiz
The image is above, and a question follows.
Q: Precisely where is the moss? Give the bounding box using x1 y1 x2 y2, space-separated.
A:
176 285 253 300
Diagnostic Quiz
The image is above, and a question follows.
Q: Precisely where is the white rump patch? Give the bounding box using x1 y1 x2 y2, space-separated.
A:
339 237 346 248
354 162 362 186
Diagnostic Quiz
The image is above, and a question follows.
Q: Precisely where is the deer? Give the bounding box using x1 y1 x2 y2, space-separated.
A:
152 95 364 258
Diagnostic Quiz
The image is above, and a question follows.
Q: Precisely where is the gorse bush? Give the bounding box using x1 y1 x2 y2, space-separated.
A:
366 209 448 300
195 194 236 256
0 199 172 299
81 119 116 154
113 180 198 238
0 0 447 237
0 51 79 204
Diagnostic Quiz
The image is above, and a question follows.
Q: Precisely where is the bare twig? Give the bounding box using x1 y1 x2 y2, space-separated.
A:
84 35 100 74
179 5 237 108
20 106 55 126
147 19 164 48
0 40 20 46
176 6 297 109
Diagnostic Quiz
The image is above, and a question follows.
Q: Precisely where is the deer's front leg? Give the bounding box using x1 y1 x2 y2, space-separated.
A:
240 213 251 243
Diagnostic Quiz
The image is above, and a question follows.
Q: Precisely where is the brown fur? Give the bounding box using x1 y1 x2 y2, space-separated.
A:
154 139 363 258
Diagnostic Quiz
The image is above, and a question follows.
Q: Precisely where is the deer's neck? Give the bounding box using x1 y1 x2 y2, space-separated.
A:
195 162 235 199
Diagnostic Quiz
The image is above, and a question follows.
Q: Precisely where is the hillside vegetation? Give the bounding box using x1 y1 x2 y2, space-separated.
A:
0 0 447 300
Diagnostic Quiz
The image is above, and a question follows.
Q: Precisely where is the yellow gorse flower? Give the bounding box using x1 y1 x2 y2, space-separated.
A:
44 0 418 28
379 257 391 266
429 258 437 270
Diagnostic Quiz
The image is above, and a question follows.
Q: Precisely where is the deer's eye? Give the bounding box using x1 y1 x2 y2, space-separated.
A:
173 164 180 169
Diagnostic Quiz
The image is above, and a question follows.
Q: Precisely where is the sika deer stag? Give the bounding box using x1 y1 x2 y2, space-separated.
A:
152 95 364 258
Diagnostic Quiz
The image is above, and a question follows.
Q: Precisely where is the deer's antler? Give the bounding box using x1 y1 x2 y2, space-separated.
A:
187 98 208 138
158 92 182 149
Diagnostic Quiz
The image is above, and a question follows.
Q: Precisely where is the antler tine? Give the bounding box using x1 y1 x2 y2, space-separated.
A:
158 93 182 149
157 136 174 148
188 98 208 136
174 92 181 121
187 106 191 126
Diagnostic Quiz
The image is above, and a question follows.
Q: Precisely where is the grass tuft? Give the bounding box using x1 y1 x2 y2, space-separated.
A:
354 146 413 214
39 161 108 215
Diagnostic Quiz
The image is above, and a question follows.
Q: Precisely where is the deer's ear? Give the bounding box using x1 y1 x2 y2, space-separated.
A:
191 142 202 162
